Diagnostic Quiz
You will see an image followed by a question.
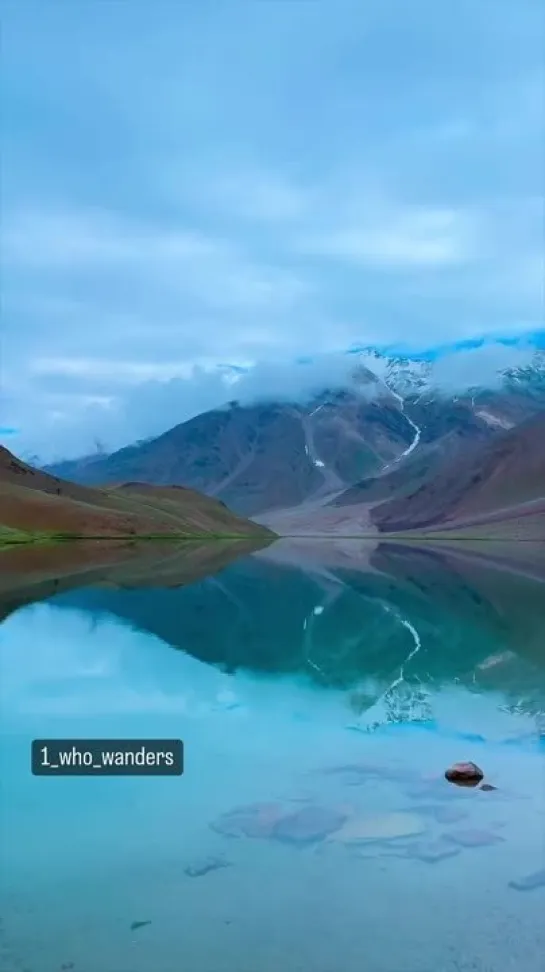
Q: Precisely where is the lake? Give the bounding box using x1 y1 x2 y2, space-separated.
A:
1 539 544 972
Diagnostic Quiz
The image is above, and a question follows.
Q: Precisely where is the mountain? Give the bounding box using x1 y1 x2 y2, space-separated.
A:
370 346 545 399
44 347 545 519
45 370 421 515
370 412 545 538
0 446 274 542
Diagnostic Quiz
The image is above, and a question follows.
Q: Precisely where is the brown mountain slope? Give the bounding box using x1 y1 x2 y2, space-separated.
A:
45 385 500 516
0 446 274 541
331 417 494 509
371 413 545 536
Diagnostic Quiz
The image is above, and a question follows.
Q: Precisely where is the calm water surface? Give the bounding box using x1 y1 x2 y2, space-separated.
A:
1 540 544 972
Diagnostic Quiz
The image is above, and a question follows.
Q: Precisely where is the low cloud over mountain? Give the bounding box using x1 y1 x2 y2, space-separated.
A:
9 338 543 464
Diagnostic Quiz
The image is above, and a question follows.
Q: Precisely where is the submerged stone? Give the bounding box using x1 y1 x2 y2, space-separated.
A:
444 828 504 848
509 869 545 892
272 805 347 843
210 802 284 838
413 802 468 823
184 855 231 878
404 837 461 864
405 779 464 802
328 811 425 843
432 805 469 824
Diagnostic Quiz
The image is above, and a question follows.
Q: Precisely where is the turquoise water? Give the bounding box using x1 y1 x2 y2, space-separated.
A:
1 540 544 972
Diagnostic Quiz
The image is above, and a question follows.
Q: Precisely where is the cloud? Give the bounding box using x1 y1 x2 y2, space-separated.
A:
202 169 308 224
431 343 538 392
18 352 372 460
2 0 543 459
4 206 310 315
8 338 542 463
297 205 473 268
29 356 223 384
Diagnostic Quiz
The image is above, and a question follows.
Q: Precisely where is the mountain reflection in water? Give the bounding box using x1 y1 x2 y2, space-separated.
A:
41 539 545 723
0 538 544 972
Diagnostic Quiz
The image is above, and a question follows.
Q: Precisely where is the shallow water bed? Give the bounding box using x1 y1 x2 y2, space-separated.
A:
1 541 544 971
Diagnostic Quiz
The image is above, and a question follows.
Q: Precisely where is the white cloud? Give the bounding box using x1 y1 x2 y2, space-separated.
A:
298 205 477 269
11 341 543 463
205 169 308 223
3 205 311 315
431 343 537 393
29 356 239 384
3 0 543 460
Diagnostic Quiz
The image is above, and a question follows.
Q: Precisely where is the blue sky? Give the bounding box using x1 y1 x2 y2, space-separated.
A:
2 0 544 459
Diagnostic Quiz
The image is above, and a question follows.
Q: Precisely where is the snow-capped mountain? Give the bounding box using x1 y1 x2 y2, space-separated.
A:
42 339 545 519
383 356 432 397
502 349 545 392
357 346 545 400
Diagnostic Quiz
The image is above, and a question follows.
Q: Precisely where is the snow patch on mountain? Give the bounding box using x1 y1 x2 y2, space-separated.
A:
474 409 515 430
383 387 422 461
354 346 544 399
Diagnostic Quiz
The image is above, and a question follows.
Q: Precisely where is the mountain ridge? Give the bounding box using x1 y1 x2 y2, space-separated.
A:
0 446 274 541
370 411 545 538
43 348 545 523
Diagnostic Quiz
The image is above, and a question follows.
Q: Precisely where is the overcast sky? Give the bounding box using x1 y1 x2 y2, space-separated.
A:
2 0 544 460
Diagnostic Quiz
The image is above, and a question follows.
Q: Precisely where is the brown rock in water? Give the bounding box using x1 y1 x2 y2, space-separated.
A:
445 761 484 786
272 805 346 843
